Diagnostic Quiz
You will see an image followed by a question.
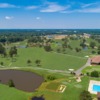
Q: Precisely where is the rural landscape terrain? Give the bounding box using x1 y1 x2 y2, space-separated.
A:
1 0 100 99
0 29 100 100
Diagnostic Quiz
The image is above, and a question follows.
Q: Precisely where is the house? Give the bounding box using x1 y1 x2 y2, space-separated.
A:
91 56 100 65
97 92 100 100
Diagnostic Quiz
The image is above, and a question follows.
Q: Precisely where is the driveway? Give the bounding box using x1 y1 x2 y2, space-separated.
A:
74 58 91 76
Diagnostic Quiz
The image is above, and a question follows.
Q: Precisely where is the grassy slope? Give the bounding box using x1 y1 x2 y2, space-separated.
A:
6 47 87 70
0 84 32 100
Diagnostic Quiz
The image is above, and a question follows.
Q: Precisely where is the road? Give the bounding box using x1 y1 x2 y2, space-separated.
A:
74 58 91 76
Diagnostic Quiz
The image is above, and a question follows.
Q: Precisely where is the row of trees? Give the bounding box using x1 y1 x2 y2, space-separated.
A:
27 59 41 66
0 43 18 58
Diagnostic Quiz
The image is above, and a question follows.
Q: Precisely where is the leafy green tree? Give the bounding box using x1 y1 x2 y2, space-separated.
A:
90 42 96 49
44 45 52 52
91 71 99 77
56 48 61 53
0 43 7 57
35 60 41 66
80 90 92 100
9 46 18 58
27 59 32 66
98 51 100 54
91 50 96 54
8 80 15 87
75 47 81 52
0 62 4 66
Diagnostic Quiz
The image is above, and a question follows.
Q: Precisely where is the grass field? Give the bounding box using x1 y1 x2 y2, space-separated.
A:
0 84 32 100
31 76 99 100
82 65 100 73
46 82 61 91
0 47 87 70
52 38 99 57
0 38 99 100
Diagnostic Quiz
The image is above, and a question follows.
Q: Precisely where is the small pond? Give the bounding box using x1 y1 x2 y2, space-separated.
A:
0 69 44 92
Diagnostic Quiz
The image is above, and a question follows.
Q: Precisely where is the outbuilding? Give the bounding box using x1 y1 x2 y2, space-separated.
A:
91 56 100 65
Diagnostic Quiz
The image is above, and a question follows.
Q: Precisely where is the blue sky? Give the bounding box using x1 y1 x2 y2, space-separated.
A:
0 0 100 29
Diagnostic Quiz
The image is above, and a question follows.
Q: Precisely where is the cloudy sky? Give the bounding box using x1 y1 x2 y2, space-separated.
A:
0 0 100 29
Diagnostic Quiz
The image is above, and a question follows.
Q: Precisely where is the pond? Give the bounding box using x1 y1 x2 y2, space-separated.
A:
0 69 44 92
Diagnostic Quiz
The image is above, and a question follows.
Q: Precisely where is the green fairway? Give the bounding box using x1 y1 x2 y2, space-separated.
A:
0 47 87 70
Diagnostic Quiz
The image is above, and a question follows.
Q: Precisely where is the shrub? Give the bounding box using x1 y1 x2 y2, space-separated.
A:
8 80 15 87
91 51 96 54
47 75 56 81
91 71 99 77
80 90 92 100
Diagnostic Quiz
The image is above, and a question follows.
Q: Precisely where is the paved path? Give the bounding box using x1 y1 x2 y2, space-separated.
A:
0 66 70 76
74 58 91 76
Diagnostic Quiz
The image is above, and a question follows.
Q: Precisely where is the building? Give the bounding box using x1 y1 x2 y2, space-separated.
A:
46 35 68 40
97 92 100 100
91 56 100 65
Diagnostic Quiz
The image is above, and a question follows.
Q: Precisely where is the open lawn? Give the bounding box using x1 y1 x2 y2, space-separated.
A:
0 84 32 100
0 67 99 100
82 65 100 73
0 47 87 70
32 76 99 100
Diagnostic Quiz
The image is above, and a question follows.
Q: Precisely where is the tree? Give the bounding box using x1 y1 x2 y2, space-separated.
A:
44 45 52 52
98 45 100 50
8 80 15 87
0 62 4 66
91 71 99 77
90 42 96 49
91 50 96 54
9 46 18 58
75 47 81 52
80 90 92 100
27 59 32 66
56 48 61 53
35 60 41 66
98 51 100 54
0 43 7 57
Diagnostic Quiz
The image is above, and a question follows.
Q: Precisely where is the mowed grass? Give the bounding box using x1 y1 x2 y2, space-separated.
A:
0 84 32 100
46 82 61 91
82 65 100 73
6 47 87 70
31 76 97 100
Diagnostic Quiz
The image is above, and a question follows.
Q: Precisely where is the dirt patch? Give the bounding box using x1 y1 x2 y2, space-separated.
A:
0 69 44 92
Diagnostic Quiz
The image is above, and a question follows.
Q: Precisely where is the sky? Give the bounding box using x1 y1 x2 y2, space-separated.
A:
0 0 100 29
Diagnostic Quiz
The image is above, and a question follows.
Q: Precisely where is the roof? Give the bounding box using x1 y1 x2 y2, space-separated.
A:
97 92 100 98
91 56 100 64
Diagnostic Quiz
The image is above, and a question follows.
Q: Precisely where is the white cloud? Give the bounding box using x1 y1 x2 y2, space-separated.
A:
40 3 70 12
5 16 14 20
78 8 100 13
0 3 19 8
25 6 38 10
81 2 98 8
61 2 100 14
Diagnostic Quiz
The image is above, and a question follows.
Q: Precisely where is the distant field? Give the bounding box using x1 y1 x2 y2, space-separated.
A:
52 38 99 57
0 47 87 70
